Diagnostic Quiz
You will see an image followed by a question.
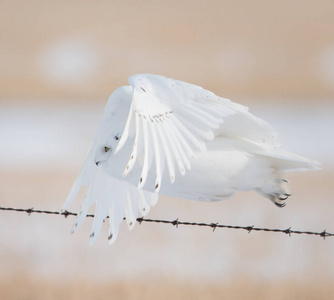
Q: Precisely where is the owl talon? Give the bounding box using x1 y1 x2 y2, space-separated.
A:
275 202 286 208
278 193 292 201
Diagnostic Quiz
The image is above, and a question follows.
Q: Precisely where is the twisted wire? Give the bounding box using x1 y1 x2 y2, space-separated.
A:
0 206 332 239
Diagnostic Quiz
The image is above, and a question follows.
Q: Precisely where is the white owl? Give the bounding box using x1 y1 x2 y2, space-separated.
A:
63 74 319 244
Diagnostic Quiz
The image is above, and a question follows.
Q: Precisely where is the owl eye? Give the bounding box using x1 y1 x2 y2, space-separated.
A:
104 146 111 153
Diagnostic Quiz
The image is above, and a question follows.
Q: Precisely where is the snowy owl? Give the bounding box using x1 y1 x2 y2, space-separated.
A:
63 74 319 244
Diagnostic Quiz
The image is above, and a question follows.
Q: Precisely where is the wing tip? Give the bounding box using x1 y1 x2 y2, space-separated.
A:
108 231 118 245
126 219 136 230
89 231 99 246
154 181 161 193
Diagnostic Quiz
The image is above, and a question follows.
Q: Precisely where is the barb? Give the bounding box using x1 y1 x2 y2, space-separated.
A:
0 206 333 239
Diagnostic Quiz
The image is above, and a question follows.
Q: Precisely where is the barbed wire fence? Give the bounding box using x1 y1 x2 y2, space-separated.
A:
1 206 332 239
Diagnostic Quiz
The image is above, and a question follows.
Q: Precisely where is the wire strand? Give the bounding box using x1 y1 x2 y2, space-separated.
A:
0 206 332 239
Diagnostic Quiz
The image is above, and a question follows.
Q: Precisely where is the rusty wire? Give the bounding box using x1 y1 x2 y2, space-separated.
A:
0 206 333 239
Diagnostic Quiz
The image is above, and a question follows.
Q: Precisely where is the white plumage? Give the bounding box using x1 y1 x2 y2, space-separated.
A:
63 74 319 244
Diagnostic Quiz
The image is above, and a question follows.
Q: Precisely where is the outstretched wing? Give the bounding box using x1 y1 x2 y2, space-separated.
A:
114 74 242 192
114 74 279 192
63 153 158 245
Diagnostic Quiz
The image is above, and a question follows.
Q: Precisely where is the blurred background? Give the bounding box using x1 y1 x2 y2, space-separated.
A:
1 0 334 299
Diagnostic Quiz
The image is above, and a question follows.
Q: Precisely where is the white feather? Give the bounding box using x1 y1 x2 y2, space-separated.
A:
138 189 150 216
89 176 113 244
150 122 163 192
138 118 151 188
123 111 140 177
108 180 127 244
156 124 175 183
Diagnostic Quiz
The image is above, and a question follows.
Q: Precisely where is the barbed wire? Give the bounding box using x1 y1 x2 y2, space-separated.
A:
0 206 333 239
